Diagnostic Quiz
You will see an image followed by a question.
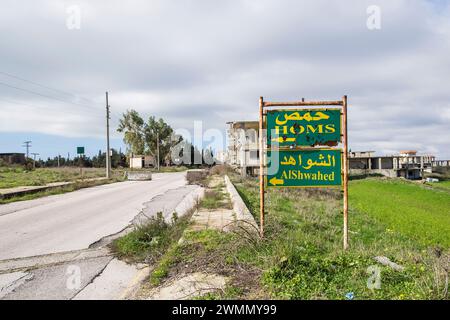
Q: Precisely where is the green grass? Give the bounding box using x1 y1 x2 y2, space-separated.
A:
112 211 196 286
147 229 233 286
440 180 450 187
225 176 449 300
112 211 189 286
349 178 450 247
430 180 450 192
0 167 109 189
200 188 232 210
0 178 122 204
149 229 237 287
112 212 190 263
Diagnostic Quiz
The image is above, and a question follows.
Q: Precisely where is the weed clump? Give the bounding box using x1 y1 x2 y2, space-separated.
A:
112 212 190 263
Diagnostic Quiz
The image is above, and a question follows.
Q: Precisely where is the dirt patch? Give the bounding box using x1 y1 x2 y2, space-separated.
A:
146 272 227 300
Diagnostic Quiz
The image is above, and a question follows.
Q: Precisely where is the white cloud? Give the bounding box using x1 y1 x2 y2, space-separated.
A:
0 0 449 158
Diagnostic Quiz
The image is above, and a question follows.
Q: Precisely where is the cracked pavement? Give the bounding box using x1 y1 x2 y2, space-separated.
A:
0 171 202 300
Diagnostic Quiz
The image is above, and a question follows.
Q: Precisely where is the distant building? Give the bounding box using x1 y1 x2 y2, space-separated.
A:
432 160 450 167
0 153 26 165
215 150 228 164
129 155 156 169
349 150 436 179
349 151 375 158
226 121 260 176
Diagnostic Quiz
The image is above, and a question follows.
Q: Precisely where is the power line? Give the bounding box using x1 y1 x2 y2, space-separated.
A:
0 71 131 119
0 98 104 119
0 70 101 106
0 81 100 111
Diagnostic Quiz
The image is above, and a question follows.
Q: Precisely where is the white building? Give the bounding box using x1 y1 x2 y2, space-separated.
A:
215 150 228 164
129 155 156 169
226 121 260 176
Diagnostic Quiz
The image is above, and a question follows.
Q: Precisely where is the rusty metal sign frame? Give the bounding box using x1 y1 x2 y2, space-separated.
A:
259 96 349 250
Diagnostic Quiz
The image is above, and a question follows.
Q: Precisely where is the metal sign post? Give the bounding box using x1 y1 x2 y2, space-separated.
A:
259 96 349 249
259 97 265 238
77 146 85 178
342 96 349 250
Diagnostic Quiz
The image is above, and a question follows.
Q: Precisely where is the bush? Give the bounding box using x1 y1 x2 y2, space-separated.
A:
112 211 190 263
186 169 208 185
210 165 233 176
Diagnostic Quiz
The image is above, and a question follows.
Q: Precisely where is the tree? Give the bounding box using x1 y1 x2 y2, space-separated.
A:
91 149 126 168
144 116 182 166
117 110 184 166
117 109 145 156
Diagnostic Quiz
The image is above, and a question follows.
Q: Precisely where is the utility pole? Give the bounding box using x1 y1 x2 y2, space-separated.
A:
31 153 39 168
57 154 60 168
105 92 111 179
156 132 160 171
23 141 32 159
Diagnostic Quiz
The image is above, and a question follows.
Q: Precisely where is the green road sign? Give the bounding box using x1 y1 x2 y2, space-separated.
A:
267 149 342 187
267 109 341 147
77 147 85 154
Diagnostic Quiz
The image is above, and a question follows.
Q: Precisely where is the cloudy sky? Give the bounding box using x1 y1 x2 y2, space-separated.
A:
0 0 449 159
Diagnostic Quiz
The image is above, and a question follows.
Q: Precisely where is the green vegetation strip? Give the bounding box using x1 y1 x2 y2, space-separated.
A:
0 167 108 189
0 178 122 204
349 178 450 247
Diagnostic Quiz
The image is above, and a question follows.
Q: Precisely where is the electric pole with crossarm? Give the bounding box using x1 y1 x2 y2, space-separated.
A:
23 141 32 159
105 92 111 179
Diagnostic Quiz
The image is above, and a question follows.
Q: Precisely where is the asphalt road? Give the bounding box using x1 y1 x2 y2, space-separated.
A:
0 172 187 261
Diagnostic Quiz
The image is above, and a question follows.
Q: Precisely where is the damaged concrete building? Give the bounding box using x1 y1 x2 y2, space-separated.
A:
226 121 260 176
349 150 436 179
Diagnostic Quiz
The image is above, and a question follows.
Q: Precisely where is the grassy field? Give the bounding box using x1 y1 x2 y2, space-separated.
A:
0 177 125 204
0 165 191 190
0 166 109 189
349 178 450 247
227 176 449 299
429 180 450 192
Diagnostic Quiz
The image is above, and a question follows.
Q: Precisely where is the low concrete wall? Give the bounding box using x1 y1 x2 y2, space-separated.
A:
350 169 397 178
224 175 258 231
126 171 152 181
174 186 205 219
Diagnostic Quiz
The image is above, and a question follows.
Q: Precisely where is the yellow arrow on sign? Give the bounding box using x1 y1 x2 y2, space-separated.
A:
271 137 296 143
269 177 284 186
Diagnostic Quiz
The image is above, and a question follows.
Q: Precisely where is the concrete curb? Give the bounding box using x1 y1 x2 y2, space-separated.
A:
224 175 258 230
174 186 205 220
73 258 143 300
119 265 152 300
